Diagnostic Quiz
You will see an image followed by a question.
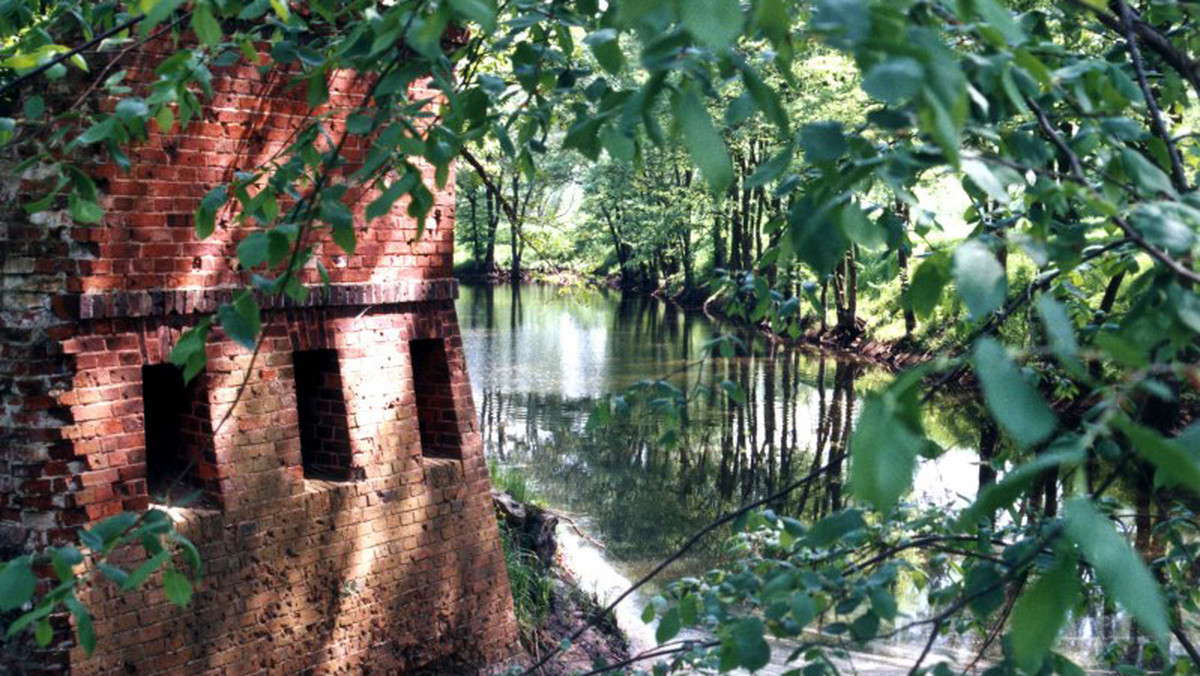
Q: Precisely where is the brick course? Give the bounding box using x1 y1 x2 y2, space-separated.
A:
0 35 517 675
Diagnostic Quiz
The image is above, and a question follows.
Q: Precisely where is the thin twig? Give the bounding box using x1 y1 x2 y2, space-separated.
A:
1116 0 1189 192
0 13 147 97
459 146 566 275
907 619 943 676
574 640 720 676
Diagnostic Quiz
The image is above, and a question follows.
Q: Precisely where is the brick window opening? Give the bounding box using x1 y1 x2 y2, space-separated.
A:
410 338 462 460
142 364 219 506
292 349 357 481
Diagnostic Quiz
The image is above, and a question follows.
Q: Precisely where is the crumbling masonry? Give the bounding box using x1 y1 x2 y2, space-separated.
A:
0 38 518 674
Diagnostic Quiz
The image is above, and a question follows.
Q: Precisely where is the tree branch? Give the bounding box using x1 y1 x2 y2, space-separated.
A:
1116 0 1190 192
0 13 147 97
1063 0 1200 98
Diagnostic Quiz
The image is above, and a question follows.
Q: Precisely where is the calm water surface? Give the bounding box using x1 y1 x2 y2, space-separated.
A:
456 284 1132 665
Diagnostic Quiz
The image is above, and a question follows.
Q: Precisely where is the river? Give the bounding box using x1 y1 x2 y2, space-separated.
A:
457 283 1135 671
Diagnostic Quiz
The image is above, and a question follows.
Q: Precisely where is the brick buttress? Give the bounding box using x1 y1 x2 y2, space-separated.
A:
0 36 519 675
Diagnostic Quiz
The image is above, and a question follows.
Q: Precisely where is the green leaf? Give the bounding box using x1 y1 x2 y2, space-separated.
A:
583 29 624 75
862 58 923 104
236 232 271 268
121 549 170 592
728 617 771 670
34 618 52 646
741 65 788 134
839 202 885 250
791 592 816 628
191 6 223 46
745 143 794 189
217 292 261 350
806 509 865 547
449 0 498 31
908 254 948 319
952 240 1006 319
1035 295 1083 375
786 197 850 275
963 563 1004 619
1120 147 1175 197
49 547 82 583
1114 418 1200 499
656 607 681 643
5 602 52 639
962 159 1013 204
680 0 743 50
169 319 211 383
143 0 187 30
672 87 734 194
114 98 149 122
973 338 1057 447
23 95 45 119
322 199 356 254
799 122 846 163
367 174 417 222
346 113 374 135
1010 550 1080 673
75 117 118 145
958 445 1084 528
971 0 1026 45
163 567 194 607
269 0 290 20
64 596 96 655
69 196 104 224
0 557 36 612
195 185 227 239
641 602 655 623
850 395 924 513
1063 498 1169 642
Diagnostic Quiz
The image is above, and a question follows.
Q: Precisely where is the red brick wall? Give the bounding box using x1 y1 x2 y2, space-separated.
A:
0 34 517 676
73 41 455 297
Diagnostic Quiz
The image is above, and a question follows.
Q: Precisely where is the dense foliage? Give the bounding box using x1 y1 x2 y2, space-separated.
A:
3 0 1200 674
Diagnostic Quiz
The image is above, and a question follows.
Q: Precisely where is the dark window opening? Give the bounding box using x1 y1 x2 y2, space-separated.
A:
293 349 357 481
142 364 219 506
410 338 462 460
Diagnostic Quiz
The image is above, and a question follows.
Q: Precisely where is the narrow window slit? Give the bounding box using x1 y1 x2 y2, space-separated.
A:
292 349 357 481
410 338 463 461
141 364 220 507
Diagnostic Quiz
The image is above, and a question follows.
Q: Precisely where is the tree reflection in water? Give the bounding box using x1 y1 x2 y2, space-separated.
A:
465 284 900 583
460 284 1140 662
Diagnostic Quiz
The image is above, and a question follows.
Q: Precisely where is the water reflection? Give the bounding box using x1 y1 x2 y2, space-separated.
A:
460 284 977 580
459 285 1159 668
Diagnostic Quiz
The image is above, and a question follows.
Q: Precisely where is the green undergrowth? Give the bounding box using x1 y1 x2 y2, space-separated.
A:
488 459 552 643
498 523 553 643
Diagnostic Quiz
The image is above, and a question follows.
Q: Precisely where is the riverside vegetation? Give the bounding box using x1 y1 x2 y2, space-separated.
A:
3 0 1200 675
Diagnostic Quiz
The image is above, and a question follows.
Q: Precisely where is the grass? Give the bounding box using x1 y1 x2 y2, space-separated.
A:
487 458 540 505
498 522 554 642
488 459 553 643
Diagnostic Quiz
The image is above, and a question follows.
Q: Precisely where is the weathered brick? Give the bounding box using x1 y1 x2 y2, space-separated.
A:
2 33 517 676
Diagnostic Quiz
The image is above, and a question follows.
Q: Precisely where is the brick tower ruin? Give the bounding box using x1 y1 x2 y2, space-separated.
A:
0 37 518 674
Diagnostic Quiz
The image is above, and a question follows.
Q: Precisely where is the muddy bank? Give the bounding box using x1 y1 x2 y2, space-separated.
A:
493 491 631 676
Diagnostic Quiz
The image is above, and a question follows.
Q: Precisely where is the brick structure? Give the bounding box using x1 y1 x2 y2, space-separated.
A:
0 37 518 675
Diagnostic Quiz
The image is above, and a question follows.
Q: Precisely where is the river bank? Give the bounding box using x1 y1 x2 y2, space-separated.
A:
491 489 631 676
455 272 934 374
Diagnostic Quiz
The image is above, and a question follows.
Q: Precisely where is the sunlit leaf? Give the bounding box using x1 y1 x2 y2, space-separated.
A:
973 338 1056 447
1063 498 1169 642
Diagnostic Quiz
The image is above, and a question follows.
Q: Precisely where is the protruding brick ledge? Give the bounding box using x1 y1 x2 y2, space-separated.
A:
76 279 459 320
